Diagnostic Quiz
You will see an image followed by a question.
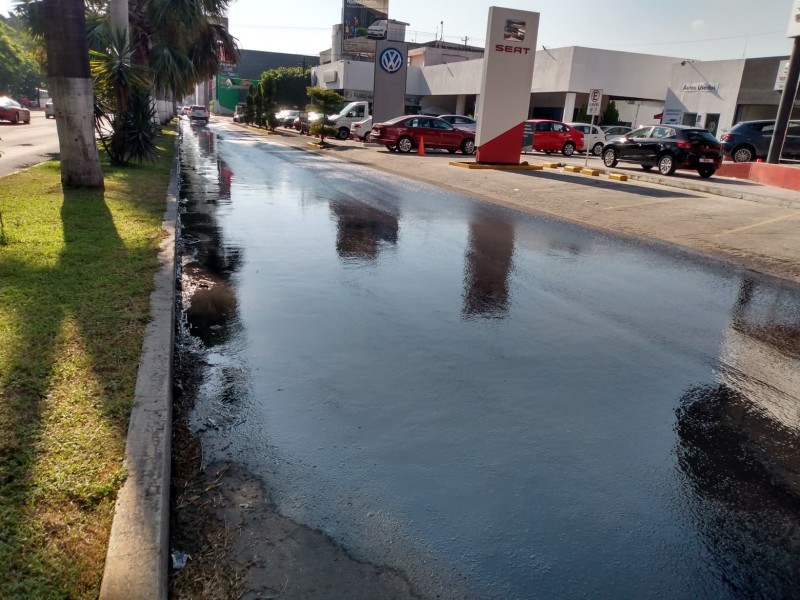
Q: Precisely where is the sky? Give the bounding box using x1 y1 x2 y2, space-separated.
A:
0 0 796 61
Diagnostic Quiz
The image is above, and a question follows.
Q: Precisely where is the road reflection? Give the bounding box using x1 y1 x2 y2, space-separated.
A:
462 211 515 320
675 277 800 596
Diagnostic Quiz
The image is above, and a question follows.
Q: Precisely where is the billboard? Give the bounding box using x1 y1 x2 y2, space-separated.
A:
342 0 389 57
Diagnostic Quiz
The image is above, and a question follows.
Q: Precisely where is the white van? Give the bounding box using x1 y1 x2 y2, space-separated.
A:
367 20 388 39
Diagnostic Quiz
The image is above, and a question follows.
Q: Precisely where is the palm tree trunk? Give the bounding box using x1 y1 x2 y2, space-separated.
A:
42 0 104 189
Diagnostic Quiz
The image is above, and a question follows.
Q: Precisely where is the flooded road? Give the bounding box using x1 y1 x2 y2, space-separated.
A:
174 121 800 600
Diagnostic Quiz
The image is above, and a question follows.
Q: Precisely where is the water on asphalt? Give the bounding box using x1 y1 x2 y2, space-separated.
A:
175 122 800 600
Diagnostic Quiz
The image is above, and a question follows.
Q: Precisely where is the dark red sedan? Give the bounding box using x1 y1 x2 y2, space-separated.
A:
0 97 31 124
371 115 476 154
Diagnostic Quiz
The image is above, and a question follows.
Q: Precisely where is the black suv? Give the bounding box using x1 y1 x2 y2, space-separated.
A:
720 120 800 162
602 125 722 178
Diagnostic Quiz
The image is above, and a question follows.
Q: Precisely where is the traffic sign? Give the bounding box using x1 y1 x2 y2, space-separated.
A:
587 88 603 116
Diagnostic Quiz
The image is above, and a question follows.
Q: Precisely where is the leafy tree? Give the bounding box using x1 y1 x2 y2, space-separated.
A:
0 19 44 99
261 65 310 110
574 104 589 123
601 99 620 126
261 72 277 128
253 83 264 127
306 86 343 143
245 83 255 124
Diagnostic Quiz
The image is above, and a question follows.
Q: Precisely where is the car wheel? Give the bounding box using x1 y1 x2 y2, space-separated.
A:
657 154 676 176
698 166 716 178
732 146 754 163
591 142 604 156
641 165 653 171
397 136 413 153
11 112 19 124
602 148 618 168
386 145 396 152
461 139 475 155
561 142 575 156
363 132 371 142
337 127 350 140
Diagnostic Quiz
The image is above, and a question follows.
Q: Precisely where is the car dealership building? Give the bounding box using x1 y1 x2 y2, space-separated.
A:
310 40 798 136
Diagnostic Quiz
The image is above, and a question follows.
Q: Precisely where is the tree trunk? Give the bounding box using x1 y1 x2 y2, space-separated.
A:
42 0 104 189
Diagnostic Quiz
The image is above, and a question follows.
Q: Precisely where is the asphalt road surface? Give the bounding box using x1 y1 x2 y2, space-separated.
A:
173 120 800 600
0 111 59 177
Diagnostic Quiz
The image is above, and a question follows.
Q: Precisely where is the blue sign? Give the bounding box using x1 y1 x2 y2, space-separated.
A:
379 48 404 74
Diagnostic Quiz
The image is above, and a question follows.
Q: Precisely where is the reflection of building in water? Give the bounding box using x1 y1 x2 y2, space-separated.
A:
330 200 399 260
462 216 514 319
674 277 800 597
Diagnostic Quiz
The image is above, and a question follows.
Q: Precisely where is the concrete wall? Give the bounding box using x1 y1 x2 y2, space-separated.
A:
663 59 745 133
567 48 680 99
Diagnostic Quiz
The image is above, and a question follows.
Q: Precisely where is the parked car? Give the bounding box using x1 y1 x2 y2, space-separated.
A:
525 119 583 156
279 110 300 128
370 115 476 154
601 125 633 139
186 105 209 123
567 122 606 155
44 100 54 118
351 117 373 141
719 119 800 162
233 103 246 123
293 111 322 134
0 97 31 124
601 124 722 177
438 114 477 132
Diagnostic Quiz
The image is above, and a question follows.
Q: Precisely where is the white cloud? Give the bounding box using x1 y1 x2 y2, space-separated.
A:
691 19 707 30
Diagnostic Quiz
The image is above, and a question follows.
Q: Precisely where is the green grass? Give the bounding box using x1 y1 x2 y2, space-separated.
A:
0 127 176 599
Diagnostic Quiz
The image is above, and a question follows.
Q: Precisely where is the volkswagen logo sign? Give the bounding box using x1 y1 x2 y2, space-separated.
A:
379 48 404 74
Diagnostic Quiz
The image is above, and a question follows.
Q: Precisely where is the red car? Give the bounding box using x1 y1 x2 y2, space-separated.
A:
525 119 583 156
371 115 476 154
0 97 31 124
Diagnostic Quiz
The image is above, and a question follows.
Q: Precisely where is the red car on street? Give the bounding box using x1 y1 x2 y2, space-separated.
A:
525 119 583 156
371 115 476 154
0 97 31 124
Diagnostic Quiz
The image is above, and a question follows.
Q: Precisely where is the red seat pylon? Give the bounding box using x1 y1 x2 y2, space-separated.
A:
418 136 425 155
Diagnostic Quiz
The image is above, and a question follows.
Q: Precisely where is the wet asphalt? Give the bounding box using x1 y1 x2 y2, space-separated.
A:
175 121 800 600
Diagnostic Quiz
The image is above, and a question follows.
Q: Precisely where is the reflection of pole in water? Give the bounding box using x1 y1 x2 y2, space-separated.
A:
462 216 514 319
673 276 800 597
330 200 399 261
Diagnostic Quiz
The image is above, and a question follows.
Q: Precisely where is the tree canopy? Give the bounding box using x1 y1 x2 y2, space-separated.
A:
261 66 310 111
0 17 44 99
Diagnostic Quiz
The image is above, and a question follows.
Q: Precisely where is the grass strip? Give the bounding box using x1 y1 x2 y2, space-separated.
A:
0 125 176 600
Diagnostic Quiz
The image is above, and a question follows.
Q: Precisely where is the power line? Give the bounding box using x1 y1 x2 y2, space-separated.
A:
615 29 785 48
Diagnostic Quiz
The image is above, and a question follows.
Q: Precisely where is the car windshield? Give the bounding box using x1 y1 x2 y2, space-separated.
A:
684 129 719 143
0 97 20 108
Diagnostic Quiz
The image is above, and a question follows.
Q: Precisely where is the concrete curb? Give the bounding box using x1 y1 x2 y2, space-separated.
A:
99 141 179 600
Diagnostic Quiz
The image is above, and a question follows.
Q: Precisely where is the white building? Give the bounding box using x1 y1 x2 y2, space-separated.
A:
312 44 798 132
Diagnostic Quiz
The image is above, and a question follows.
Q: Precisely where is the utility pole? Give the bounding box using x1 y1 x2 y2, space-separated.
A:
767 0 800 163
462 36 468 49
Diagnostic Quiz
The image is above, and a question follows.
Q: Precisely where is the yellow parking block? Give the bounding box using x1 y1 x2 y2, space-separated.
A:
608 173 628 182
563 165 582 173
581 168 600 176
541 162 560 168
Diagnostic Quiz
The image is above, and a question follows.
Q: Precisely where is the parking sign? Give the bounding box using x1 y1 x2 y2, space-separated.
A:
587 89 602 116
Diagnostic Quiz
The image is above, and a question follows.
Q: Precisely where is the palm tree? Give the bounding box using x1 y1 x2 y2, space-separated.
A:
41 0 104 188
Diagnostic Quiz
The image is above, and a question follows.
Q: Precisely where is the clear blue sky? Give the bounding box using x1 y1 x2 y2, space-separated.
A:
1 0 795 61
